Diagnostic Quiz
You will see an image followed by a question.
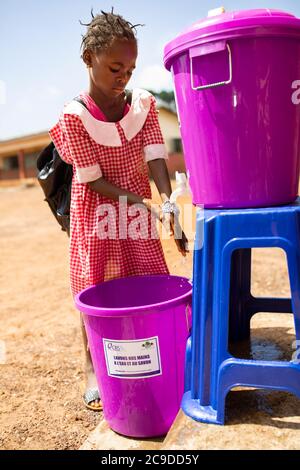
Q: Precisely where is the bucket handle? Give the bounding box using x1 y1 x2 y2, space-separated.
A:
190 41 232 91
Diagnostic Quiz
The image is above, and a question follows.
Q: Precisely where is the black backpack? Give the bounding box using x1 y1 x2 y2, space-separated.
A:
36 92 132 235
36 141 73 235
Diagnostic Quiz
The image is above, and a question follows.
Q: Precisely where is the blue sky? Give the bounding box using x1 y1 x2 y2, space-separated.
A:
1 0 299 140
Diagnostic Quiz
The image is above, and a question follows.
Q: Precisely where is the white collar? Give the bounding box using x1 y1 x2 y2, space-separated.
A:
63 88 152 147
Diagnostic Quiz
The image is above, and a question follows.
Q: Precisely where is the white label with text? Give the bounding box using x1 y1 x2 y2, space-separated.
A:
103 336 162 379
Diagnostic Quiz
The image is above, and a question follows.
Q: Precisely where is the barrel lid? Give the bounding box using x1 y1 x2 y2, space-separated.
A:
164 8 300 70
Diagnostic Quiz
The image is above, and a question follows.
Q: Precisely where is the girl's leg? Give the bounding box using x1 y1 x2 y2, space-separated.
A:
68 227 101 410
81 314 102 410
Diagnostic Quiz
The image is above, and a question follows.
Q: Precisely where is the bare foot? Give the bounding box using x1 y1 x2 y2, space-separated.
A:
81 313 102 411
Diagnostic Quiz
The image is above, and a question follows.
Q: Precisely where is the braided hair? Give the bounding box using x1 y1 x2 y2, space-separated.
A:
80 7 144 60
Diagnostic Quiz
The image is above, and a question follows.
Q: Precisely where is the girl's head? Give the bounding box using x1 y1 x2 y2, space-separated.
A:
80 8 143 98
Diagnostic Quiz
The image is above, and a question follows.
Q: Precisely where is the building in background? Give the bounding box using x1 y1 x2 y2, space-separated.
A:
155 98 186 176
0 100 185 181
0 132 50 181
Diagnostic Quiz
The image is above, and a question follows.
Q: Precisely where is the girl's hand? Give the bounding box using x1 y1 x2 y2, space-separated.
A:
162 212 189 257
143 198 189 257
143 198 162 220
143 198 156 211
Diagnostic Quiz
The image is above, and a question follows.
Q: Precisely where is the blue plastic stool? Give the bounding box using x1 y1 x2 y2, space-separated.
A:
183 199 300 424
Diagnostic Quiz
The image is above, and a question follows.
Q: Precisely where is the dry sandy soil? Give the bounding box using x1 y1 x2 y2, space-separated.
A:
0 180 294 450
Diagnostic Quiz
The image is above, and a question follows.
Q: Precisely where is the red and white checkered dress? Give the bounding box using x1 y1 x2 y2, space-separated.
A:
49 89 169 297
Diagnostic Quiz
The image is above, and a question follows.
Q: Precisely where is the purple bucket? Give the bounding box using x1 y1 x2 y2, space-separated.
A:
75 275 192 438
164 9 300 208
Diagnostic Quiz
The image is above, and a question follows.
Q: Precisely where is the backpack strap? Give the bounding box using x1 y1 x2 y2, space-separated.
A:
73 96 88 109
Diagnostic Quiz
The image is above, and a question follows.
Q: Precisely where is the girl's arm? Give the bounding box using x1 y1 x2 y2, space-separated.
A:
147 159 189 256
88 159 171 207
88 177 153 210
147 159 172 203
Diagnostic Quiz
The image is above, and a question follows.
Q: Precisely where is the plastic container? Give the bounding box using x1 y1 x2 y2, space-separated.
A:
170 171 192 204
164 9 300 208
75 274 192 437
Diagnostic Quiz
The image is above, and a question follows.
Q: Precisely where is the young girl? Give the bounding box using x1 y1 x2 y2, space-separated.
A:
49 9 188 411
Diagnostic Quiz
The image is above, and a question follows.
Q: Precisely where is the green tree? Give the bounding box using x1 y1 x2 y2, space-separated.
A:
148 89 175 104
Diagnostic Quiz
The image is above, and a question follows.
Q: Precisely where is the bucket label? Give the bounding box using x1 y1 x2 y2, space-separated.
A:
103 336 162 379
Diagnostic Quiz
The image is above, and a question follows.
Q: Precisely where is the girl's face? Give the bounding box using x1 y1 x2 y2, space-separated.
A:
86 38 138 99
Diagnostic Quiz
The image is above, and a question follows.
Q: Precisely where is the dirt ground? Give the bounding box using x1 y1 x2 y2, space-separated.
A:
0 180 294 450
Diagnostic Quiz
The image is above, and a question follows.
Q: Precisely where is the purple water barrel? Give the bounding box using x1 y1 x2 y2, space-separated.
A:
75 275 192 438
164 9 300 208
